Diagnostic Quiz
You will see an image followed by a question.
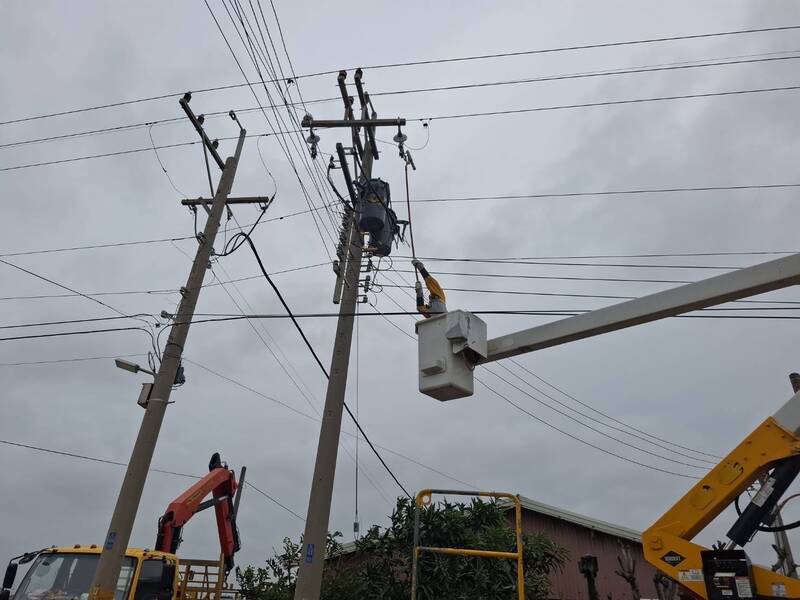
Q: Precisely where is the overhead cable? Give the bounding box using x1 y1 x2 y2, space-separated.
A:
415 84 800 122
3 23 799 126
6 83 800 171
239 235 412 498
5 51 798 151
0 438 304 519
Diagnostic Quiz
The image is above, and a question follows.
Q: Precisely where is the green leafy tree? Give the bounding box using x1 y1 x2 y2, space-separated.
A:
236 532 357 600
237 497 567 600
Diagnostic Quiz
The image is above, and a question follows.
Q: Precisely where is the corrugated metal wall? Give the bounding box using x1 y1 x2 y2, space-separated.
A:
516 510 659 600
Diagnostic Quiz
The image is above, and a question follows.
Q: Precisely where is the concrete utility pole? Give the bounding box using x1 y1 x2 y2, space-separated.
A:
293 70 405 600
89 96 253 600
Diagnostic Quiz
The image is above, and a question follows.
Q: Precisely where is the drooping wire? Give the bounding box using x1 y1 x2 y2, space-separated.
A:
0 438 304 520
207 229 391 502
488 362 713 468
326 158 353 210
256 135 278 198
204 0 338 259
354 300 360 538
237 233 411 497
509 358 722 459
147 123 187 197
404 159 420 286
0 258 159 354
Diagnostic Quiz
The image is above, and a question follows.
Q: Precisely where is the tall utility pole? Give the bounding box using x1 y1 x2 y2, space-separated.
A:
90 96 260 600
294 70 405 600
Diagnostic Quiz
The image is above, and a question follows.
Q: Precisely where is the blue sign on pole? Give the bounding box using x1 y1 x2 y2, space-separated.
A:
104 532 117 551
305 543 315 564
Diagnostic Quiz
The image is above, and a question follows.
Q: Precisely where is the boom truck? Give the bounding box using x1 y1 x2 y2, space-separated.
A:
414 250 800 598
1 454 242 600
641 384 800 600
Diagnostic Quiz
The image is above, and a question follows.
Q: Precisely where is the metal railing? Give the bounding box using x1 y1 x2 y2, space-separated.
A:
177 555 235 600
410 489 525 600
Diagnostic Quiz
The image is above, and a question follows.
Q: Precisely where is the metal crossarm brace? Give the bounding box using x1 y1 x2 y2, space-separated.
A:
181 196 272 206
301 116 406 129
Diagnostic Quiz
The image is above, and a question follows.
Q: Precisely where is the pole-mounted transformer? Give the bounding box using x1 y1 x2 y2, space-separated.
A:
358 178 399 257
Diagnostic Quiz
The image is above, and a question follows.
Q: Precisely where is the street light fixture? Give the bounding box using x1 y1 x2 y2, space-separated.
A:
114 358 156 377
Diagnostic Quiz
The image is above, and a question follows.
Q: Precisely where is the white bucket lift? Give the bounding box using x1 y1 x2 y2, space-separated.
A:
416 253 800 400
415 310 487 401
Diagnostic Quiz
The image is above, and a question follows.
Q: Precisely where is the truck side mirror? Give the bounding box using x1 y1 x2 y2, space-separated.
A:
2 563 17 591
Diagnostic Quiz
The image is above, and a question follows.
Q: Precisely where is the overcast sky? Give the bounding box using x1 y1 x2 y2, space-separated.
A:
2 0 800 580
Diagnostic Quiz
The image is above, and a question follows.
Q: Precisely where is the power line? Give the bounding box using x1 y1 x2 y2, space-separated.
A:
0 438 303 519
0 211 333 259
22 308 800 341
0 353 145 367
240 236 411 497
0 314 155 331
0 258 151 321
6 51 798 152
209 237 391 502
0 131 306 172
410 183 800 204
373 282 704 479
486 363 711 468
204 0 338 259
398 250 797 260
0 139 205 172
376 280 706 478
6 81 800 172
317 24 800 74
0 262 329 301
0 257 158 355
370 53 800 100
3 83 797 175
508 358 722 459
0 325 155 343
184 357 477 488
1 181 797 261
382 283 800 309
2 232 795 265
245 481 305 520
394 268 694 284
399 257 741 270
475 376 699 479
4 23 799 127
415 84 800 122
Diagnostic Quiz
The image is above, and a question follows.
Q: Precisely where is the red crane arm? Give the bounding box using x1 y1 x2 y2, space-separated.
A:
155 453 241 572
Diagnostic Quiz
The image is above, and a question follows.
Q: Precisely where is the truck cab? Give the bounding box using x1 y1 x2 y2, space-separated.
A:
3 547 232 600
2 547 177 600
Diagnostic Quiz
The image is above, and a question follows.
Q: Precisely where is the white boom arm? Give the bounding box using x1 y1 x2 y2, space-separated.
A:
417 253 800 400
483 252 800 363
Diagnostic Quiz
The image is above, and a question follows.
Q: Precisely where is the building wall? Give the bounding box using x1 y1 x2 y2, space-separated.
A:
516 510 659 600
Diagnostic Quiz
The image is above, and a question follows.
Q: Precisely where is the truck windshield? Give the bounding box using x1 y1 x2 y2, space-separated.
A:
14 553 136 600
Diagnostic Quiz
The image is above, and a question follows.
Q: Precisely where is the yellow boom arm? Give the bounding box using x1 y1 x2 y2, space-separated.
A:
643 391 800 599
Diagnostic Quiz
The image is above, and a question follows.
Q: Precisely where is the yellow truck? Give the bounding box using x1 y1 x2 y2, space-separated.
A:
1 454 242 600
2 546 235 600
